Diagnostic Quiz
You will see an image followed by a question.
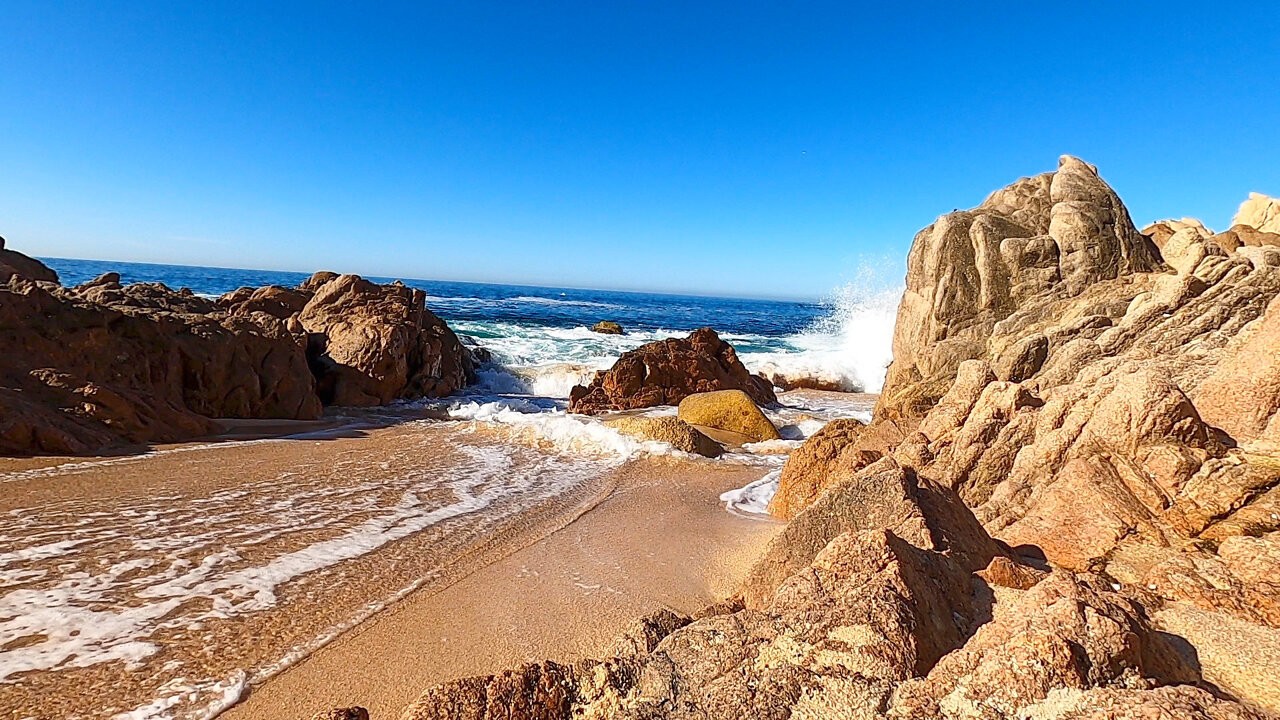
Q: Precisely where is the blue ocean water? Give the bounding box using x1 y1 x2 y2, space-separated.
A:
39 257 900 395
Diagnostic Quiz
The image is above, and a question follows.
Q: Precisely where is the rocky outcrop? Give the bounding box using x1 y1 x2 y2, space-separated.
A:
297 273 472 406
0 273 321 454
604 416 723 457
360 157 1280 720
591 320 624 334
568 328 776 414
0 240 58 284
765 417 877 519
676 389 780 443
1236 192 1280 234
879 155 1164 424
0 245 474 455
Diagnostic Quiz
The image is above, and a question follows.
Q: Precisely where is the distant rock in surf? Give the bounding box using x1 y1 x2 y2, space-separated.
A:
568 327 776 414
591 320 625 334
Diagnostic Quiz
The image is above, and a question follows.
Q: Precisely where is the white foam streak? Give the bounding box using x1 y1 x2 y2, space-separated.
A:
719 469 781 516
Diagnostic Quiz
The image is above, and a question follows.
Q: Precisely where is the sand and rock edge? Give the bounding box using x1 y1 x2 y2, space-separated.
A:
316 157 1280 720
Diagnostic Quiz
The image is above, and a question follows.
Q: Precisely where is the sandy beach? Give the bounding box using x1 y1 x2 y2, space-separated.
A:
0 408 789 720
223 458 781 720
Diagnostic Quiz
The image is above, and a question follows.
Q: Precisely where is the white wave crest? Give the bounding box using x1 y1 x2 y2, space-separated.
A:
741 280 900 393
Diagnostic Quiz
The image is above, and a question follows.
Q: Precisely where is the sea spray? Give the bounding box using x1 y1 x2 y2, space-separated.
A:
740 278 901 394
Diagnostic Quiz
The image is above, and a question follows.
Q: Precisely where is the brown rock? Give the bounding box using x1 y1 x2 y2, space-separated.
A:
0 275 320 455
568 328 776 414
0 243 58 284
311 708 369 720
604 416 723 457
676 389 779 443
218 284 310 319
975 555 1048 590
298 274 472 406
590 320 624 334
766 417 877 519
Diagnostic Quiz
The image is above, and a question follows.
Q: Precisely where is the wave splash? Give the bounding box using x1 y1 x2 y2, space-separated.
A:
741 280 901 394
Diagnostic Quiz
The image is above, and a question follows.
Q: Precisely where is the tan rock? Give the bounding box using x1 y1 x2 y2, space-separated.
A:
1194 292 1280 444
1234 191 1280 234
590 320 624 334
766 418 877 520
676 389 780 443
604 416 723 457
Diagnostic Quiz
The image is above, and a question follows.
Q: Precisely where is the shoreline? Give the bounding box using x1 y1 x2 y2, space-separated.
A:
220 456 782 720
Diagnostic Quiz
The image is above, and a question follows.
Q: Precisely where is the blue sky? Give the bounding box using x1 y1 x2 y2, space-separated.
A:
1 2 1276 300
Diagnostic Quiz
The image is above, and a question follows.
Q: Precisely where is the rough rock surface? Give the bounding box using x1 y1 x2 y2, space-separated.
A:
879 155 1164 423
591 320 625 334
325 158 1280 719
766 418 876 519
604 416 724 457
568 328 776 414
1236 192 1280 234
676 389 780 443
297 273 473 406
0 247 474 455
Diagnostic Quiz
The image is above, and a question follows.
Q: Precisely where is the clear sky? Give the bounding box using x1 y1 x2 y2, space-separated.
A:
1 2 1277 300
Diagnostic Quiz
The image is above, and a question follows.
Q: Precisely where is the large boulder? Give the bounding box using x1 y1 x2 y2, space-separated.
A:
568 328 776 414
879 155 1163 423
766 417 878 519
297 273 473 406
676 389 780 444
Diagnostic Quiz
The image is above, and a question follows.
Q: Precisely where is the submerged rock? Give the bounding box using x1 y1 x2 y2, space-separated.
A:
604 416 723 457
568 327 776 414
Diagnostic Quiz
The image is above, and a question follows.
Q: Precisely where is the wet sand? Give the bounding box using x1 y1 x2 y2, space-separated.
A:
222 458 782 720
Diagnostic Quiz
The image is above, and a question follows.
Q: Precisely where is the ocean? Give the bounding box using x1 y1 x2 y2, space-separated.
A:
40 257 900 397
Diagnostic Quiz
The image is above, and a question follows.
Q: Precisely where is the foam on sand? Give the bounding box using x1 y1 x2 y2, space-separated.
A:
719 469 781 516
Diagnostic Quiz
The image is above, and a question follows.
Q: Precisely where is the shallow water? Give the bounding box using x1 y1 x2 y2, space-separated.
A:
0 420 620 719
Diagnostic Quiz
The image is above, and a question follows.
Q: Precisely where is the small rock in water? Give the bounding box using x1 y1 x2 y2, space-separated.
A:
591 320 625 334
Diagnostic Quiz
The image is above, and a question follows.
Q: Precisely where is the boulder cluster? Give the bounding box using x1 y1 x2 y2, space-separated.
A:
568 327 776 414
0 262 475 455
344 157 1280 719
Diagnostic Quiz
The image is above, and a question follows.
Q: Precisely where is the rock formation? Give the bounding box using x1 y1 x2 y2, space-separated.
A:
604 416 724 457
676 389 780 443
294 273 472 406
568 328 776 414
360 157 1280 719
0 247 474 455
1236 192 1280 234
591 320 625 334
